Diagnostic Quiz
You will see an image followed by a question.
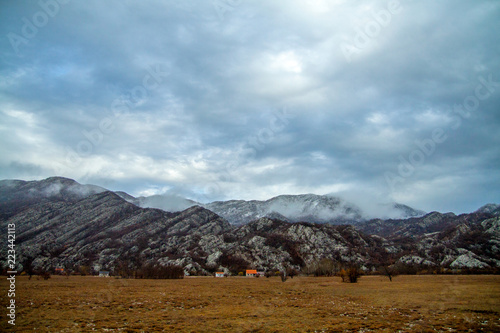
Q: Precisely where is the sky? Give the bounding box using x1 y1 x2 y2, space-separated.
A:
0 0 499 214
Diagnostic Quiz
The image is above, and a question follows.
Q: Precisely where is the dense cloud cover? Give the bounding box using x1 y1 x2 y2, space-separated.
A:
1 0 499 213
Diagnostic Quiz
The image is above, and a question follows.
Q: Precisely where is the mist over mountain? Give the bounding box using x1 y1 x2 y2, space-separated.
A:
123 194 198 213
115 190 426 225
202 194 425 225
0 177 106 219
108 180 427 224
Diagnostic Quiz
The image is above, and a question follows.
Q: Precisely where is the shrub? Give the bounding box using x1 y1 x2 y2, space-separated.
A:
286 267 298 279
339 266 361 283
347 267 361 283
338 269 347 282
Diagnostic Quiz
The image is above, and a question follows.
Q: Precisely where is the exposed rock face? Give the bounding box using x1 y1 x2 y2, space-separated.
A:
0 177 498 275
450 254 489 269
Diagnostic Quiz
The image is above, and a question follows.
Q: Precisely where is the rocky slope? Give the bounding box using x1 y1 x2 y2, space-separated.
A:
356 211 500 270
0 190 231 275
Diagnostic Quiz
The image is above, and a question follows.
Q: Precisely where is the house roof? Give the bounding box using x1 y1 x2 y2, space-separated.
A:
216 272 224 274
246 270 257 274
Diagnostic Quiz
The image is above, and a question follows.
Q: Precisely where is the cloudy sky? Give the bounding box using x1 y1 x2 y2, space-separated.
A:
1 0 499 213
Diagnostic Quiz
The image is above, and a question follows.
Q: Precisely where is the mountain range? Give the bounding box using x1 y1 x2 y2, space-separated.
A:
115 187 425 225
1 177 499 276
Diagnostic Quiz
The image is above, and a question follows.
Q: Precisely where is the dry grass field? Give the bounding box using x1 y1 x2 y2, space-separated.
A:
1 274 499 332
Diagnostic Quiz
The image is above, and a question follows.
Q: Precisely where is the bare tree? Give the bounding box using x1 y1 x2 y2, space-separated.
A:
280 262 288 282
21 256 35 280
372 249 398 282
381 263 398 282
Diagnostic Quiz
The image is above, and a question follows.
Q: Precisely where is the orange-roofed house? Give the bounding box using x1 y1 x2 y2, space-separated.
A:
246 270 257 277
215 272 225 278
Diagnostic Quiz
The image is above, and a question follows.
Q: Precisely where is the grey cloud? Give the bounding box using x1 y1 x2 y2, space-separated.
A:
0 0 499 214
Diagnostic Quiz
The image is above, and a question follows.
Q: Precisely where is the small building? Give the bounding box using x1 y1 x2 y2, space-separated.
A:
257 271 265 277
99 271 110 277
215 272 225 278
246 269 257 277
55 268 65 275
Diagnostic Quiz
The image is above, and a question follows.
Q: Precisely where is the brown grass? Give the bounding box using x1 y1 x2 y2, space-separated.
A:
1 275 499 332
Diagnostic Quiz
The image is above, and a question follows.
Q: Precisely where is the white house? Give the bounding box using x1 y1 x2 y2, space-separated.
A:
215 272 225 278
99 271 110 277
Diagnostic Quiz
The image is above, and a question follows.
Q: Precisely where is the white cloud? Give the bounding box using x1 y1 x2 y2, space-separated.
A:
268 51 303 74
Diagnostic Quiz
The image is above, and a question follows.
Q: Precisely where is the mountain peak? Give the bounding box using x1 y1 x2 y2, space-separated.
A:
41 176 79 185
0 176 106 219
475 203 500 216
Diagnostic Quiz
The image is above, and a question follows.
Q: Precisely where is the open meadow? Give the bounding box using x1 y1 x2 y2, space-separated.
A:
1 274 499 332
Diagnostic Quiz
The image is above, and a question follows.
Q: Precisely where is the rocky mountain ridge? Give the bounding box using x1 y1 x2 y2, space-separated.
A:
121 191 426 225
4 177 426 225
0 177 498 276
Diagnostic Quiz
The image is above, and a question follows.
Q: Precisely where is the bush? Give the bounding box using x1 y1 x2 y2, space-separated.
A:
286 267 298 279
347 267 361 283
339 266 361 283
